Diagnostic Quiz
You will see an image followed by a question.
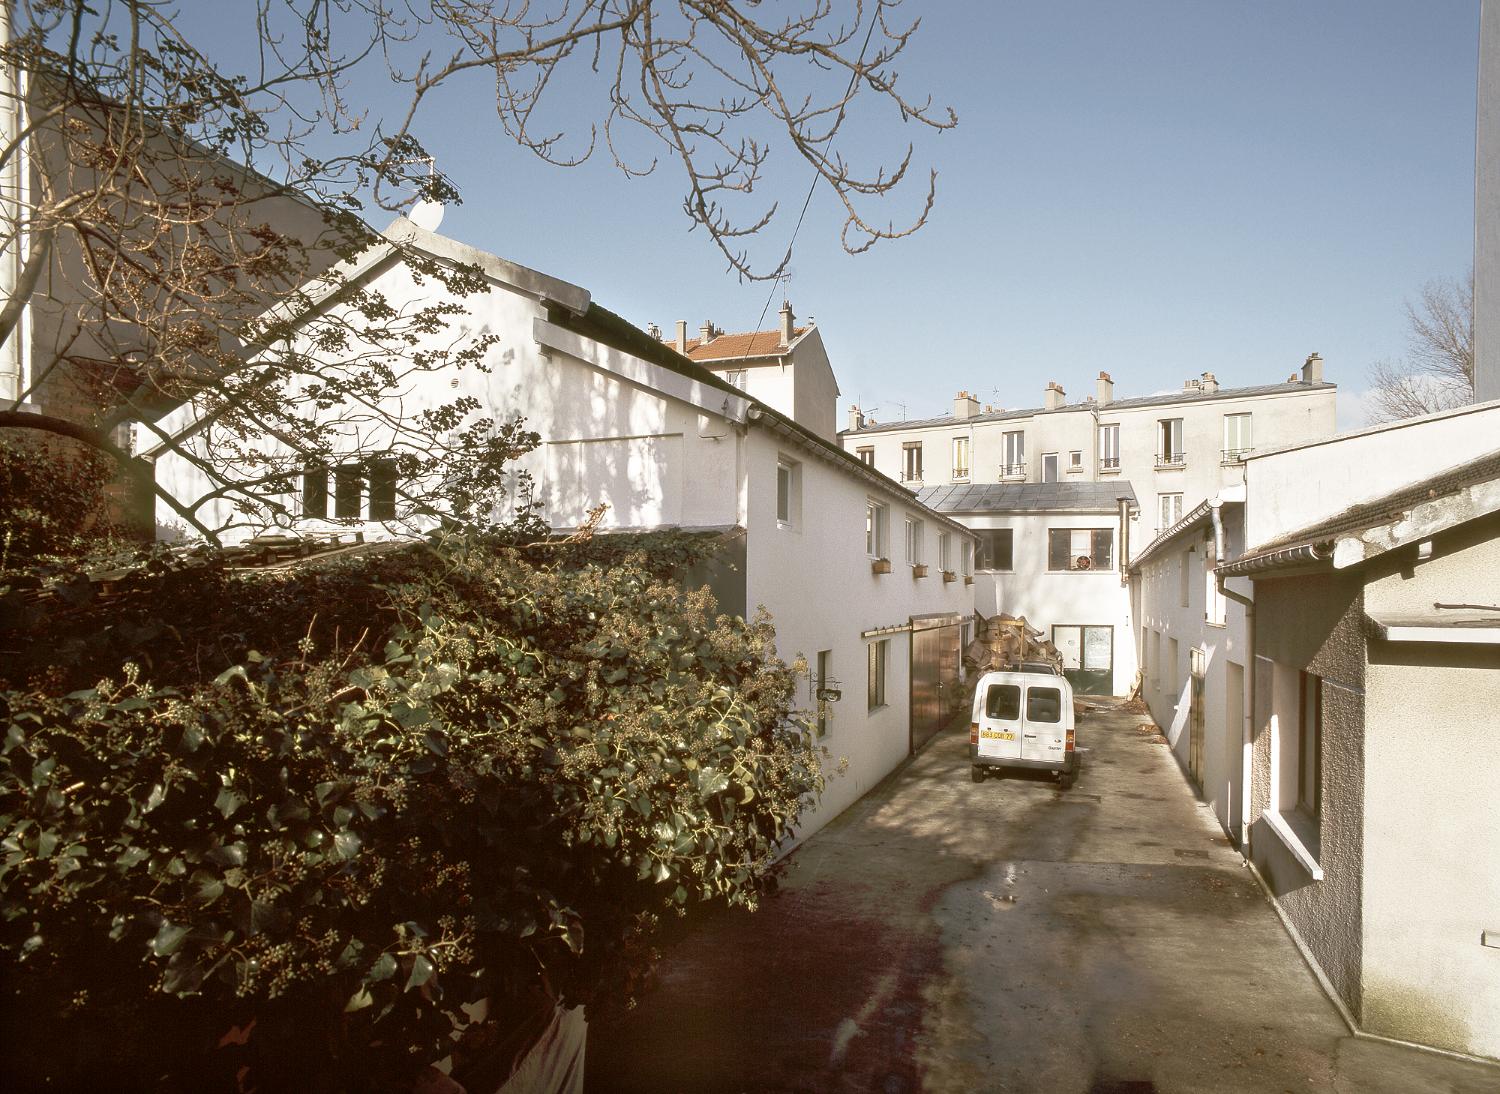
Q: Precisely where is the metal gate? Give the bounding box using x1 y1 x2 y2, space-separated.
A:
909 614 962 753
1052 625 1114 696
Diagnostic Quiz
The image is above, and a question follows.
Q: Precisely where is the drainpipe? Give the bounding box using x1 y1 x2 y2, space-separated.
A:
1211 498 1254 857
1117 497 1130 587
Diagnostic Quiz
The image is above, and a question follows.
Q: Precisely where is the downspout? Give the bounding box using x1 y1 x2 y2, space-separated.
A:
1211 499 1254 856
1118 497 1130 587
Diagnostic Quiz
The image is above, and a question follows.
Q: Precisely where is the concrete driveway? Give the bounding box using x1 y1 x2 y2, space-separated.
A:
585 701 1499 1093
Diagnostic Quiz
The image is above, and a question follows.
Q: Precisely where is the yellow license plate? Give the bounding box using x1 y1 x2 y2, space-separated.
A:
980 730 1015 741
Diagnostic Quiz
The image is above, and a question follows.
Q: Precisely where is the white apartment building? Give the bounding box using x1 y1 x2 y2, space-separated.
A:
843 364 1336 546
150 217 975 844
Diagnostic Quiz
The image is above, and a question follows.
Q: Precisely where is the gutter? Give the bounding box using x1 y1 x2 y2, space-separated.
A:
1215 541 1331 578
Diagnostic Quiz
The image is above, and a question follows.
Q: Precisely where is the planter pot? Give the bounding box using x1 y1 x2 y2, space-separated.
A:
964 575 974 585
912 563 929 578
871 558 892 575
942 570 957 583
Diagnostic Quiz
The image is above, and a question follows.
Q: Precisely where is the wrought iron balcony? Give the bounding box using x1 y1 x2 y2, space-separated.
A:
1221 447 1253 464
1155 451 1186 469
1000 461 1027 479
1099 456 1121 471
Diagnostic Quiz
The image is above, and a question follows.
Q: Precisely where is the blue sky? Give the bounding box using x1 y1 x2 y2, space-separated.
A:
200 1 1483 430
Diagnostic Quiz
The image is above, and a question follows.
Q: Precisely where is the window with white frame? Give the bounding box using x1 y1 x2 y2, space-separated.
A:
961 538 973 576
1158 418 1185 466
866 500 889 558
1046 527 1113 571
901 442 924 482
1002 430 1025 477
1068 450 1083 471
1271 663 1323 862
776 457 800 526
1041 452 1059 482
1158 492 1184 532
856 446 875 467
725 369 748 390
904 517 924 565
867 639 888 710
1223 413 1252 462
938 530 951 572
1179 549 1191 607
1098 423 1120 470
1206 535 1227 626
952 436 970 480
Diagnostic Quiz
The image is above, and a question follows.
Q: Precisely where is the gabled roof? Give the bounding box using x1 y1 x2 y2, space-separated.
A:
916 480 1138 515
842 381 1335 437
668 327 809 362
1218 448 1500 577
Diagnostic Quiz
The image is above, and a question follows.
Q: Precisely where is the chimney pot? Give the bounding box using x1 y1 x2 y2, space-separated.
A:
847 403 865 433
953 390 981 420
1096 371 1114 406
1200 371 1219 394
779 300 794 347
674 320 688 354
1044 382 1066 411
1302 352 1324 384
700 320 715 345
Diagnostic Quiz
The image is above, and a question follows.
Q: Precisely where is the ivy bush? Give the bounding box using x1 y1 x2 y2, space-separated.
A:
0 534 820 1091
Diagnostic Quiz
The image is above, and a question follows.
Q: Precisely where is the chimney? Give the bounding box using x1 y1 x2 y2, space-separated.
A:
646 322 661 340
1044 381 1065 411
847 404 866 432
953 390 980 420
779 300 795 347
1302 352 1324 384
700 320 715 346
1096 371 1114 406
675 320 688 353
1200 371 1219 394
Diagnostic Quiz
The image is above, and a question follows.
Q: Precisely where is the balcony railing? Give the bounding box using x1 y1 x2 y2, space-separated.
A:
1221 447 1253 464
1099 456 1121 471
1000 461 1026 479
952 467 970 481
1155 451 1186 469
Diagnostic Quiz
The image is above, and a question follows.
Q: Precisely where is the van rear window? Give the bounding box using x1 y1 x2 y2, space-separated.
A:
1027 687 1063 723
985 684 1021 720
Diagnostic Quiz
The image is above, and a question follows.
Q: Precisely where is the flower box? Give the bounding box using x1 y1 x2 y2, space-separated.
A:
942 570 957 583
912 563 929 578
871 557 892 575
964 575 974 585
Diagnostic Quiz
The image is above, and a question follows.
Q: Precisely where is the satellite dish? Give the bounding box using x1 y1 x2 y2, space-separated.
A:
409 199 445 232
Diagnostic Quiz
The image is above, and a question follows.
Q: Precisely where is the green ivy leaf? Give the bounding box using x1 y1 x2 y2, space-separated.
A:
404 954 435 992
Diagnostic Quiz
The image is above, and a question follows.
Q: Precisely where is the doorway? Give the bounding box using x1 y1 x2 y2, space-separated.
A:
1052 625 1114 696
909 614 962 753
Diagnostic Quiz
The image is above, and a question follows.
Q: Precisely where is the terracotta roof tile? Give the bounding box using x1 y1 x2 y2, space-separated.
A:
663 327 808 362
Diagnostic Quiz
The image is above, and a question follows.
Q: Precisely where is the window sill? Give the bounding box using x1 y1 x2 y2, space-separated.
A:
1046 568 1115 575
1098 466 1121 476
974 569 1013 576
1261 809 1324 880
1066 466 1084 474
952 474 970 483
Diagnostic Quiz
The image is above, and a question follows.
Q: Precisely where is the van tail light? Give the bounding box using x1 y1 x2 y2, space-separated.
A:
1065 730 1076 752
970 722 979 745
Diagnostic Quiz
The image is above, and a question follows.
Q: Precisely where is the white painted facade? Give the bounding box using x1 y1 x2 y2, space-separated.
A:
843 367 1336 549
151 218 974 845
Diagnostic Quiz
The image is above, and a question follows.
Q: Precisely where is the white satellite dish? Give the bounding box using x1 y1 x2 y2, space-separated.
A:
409 199 445 232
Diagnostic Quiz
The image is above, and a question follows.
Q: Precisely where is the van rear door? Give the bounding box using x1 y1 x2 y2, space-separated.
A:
976 679 1023 760
1021 681 1068 763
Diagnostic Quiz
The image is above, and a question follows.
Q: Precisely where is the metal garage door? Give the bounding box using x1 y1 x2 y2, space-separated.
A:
910 614 962 752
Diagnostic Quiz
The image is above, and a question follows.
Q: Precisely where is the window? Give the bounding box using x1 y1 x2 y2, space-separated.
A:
725 369 748 390
368 459 398 521
867 639 888 711
334 465 363 519
866 501 889 558
1159 492 1183 532
961 539 974 576
1166 637 1179 696
1046 528 1113 571
1179 548 1191 608
1158 418 1185 467
302 469 330 519
952 436 970 480
901 441 924 482
1297 671 1322 819
1041 452 1059 482
1026 686 1063 723
975 528 1014 571
856 446 875 467
904 517 924 564
1068 450 1083 471
776 457 800 526
1206 538 1227 626
1098 423 1120 470
1002 431 1025 478
938 531 952 572
815 650 832 737
1223 413 1252 462
985 683 1021 720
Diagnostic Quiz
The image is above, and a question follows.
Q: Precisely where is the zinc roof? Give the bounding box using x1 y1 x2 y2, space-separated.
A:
916 480 1139 514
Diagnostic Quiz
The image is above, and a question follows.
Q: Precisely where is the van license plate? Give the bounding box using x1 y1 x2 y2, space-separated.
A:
980 730 1015 741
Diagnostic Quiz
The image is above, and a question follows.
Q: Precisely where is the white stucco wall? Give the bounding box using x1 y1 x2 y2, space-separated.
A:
743 426 976 841
1242 401 1500 549
1359 516 1500 1059
1133 511 1252 843
962 510 1137 696
842 382 1336 555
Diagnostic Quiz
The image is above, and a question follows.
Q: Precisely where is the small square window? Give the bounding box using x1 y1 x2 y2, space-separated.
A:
867 639 888 711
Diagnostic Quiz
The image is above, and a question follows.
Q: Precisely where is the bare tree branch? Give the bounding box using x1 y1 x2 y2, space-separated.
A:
1365 270 1474 424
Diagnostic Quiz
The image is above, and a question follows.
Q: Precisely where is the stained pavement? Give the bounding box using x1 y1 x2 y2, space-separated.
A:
585 701 1499 1093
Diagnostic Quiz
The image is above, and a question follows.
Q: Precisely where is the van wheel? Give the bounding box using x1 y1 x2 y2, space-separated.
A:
1058 773 1075 791
970 765 986 783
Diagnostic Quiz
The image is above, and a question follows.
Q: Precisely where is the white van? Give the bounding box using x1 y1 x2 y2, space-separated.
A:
969 670 1079 788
